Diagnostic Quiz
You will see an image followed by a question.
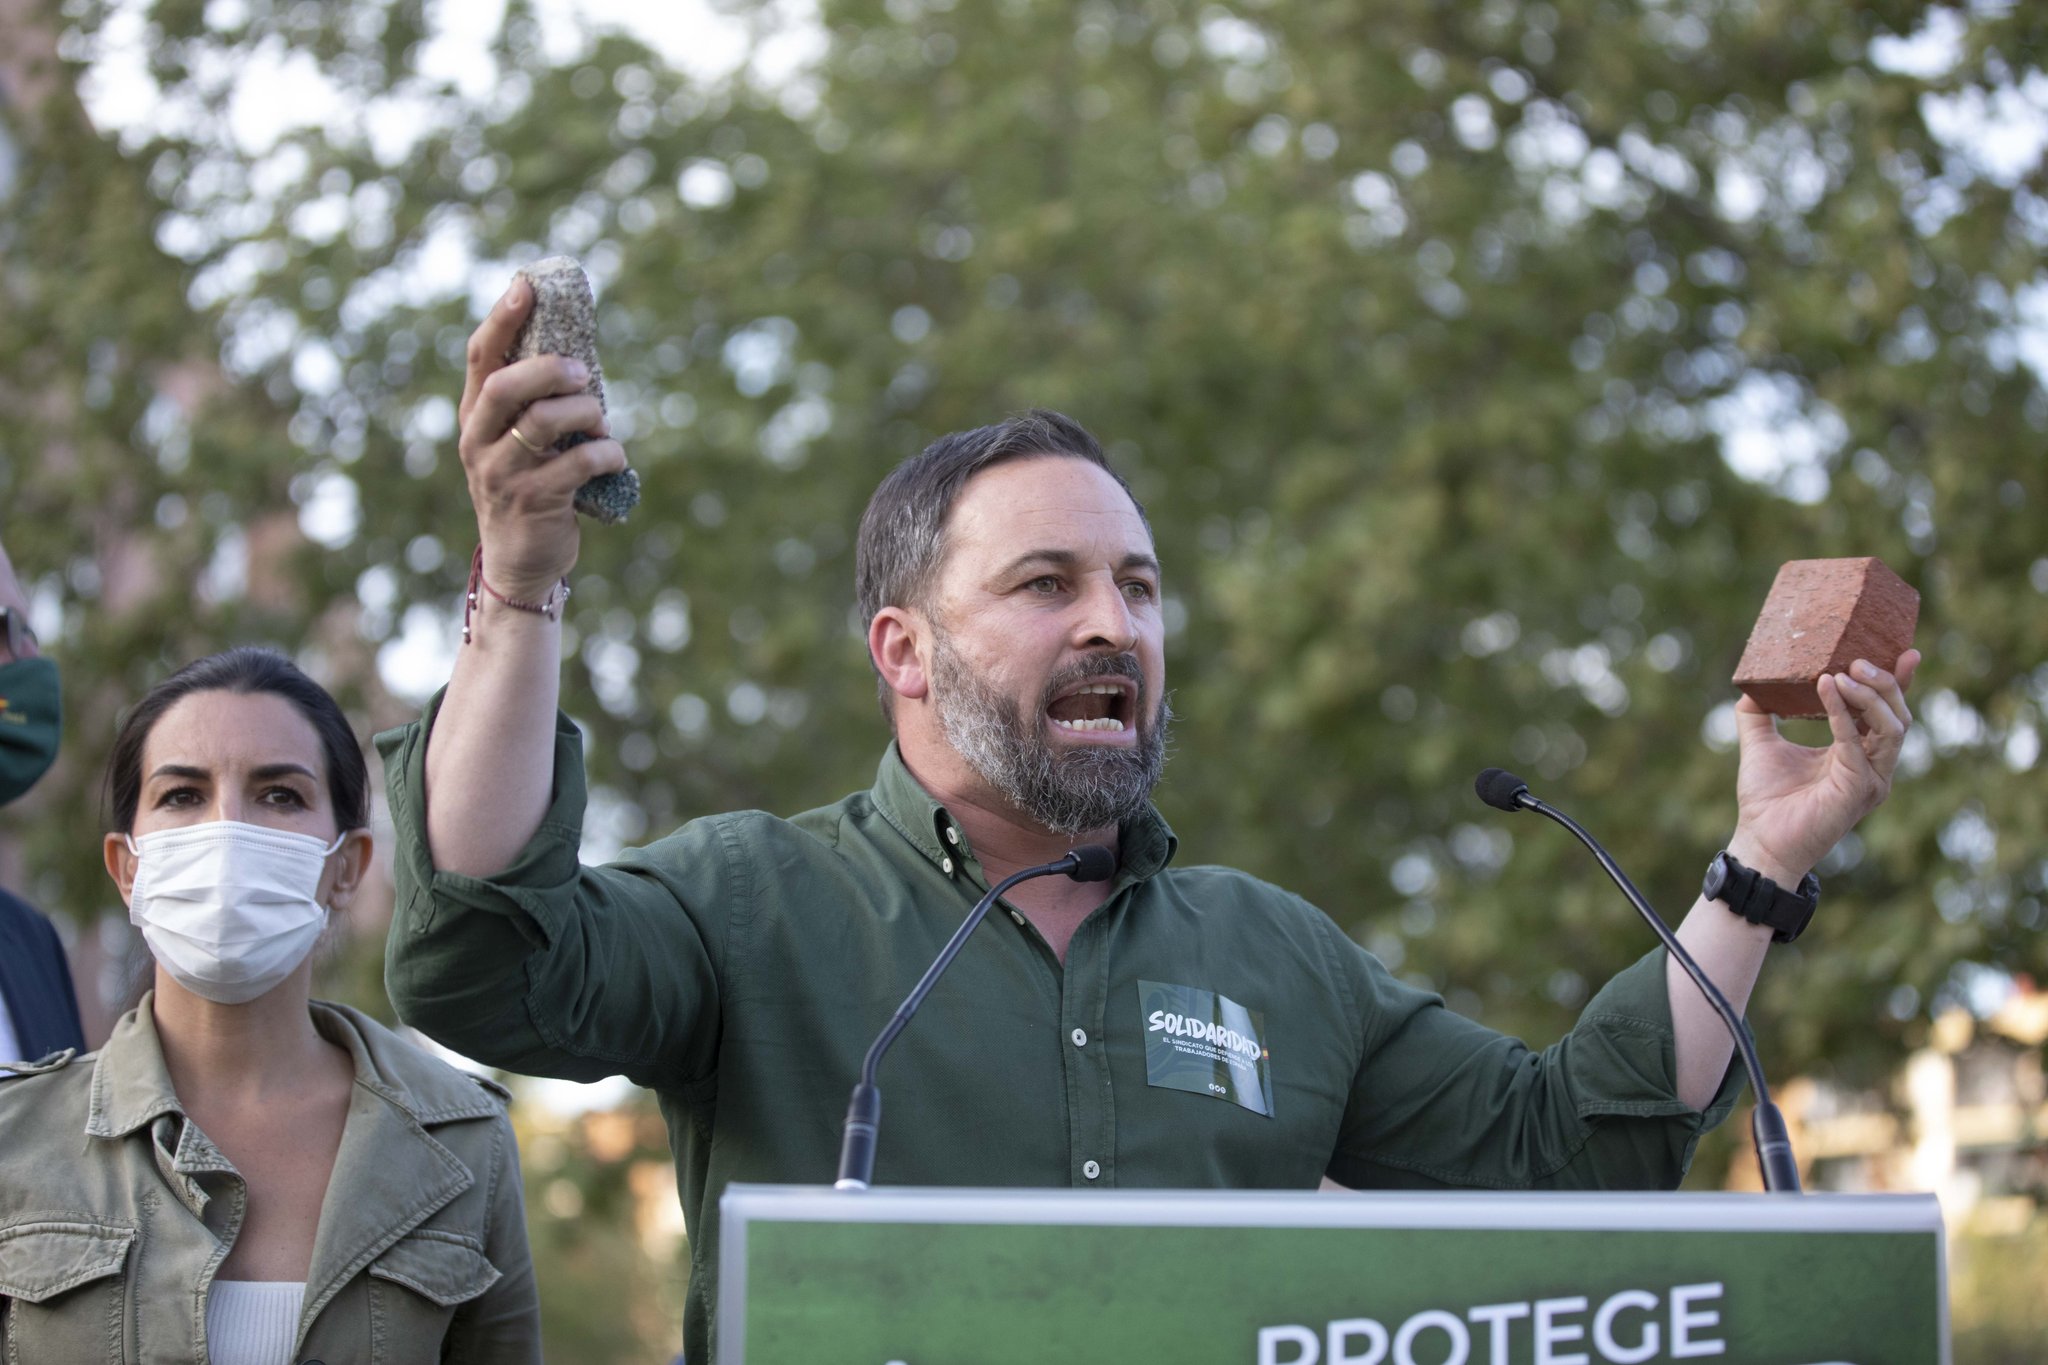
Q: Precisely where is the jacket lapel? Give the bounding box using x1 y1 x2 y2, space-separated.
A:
297 1074 473 1334
295 1002 505 1341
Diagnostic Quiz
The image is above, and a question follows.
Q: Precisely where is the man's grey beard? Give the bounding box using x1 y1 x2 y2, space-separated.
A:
930 631 1171 837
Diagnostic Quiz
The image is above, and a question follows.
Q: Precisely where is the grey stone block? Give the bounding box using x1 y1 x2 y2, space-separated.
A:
508 255 641 524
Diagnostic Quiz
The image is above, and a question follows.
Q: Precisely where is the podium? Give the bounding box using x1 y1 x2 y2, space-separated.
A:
719 1186 1946 1364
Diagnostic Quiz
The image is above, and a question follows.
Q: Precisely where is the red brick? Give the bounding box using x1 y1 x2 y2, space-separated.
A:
1733 558 1919 718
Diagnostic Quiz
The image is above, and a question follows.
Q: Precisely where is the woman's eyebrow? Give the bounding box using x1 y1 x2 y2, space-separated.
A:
145 762 319 781
249 763 319 781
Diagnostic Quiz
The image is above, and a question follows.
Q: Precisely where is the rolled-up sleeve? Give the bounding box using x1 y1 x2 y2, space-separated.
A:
1327 946 1744 1191
377 694 727 1092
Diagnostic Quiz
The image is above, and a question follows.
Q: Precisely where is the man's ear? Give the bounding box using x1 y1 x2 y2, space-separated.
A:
869 606 931 704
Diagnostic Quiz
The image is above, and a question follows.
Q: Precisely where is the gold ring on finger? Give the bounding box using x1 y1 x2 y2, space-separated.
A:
508 424 545 454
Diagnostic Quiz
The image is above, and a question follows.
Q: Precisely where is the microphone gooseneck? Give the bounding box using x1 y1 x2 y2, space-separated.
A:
1475 768 1802 1194
834 845 1117 1191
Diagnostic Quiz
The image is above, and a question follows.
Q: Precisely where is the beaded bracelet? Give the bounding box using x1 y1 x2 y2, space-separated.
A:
462 544 571 644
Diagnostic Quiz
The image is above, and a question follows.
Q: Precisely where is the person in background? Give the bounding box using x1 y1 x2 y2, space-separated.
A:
0 533 85 1064
0 647 541 1364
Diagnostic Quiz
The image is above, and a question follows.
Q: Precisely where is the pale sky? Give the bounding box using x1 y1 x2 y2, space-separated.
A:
80 0 824 151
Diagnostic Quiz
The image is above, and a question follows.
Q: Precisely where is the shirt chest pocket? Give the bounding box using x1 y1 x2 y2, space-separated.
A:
365 1230 501 1348
0 1220 136 1364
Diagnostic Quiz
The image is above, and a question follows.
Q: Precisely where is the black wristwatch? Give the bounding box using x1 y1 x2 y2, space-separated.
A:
1702 851 1819 944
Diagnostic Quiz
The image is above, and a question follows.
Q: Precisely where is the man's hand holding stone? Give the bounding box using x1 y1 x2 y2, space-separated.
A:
1727 649 1921 885
457 278 627 603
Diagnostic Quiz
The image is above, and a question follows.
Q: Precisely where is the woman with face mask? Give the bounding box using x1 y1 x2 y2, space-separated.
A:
0 648 542 1363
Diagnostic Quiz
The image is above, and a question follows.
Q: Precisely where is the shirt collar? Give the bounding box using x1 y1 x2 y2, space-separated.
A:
82 997 185 1140
868 741 1179 888
85 993 504 1140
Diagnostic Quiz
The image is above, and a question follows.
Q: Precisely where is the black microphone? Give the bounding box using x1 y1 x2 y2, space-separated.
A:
834 844 1117 1191
1475 767 1535 813
1474 768 1802 1194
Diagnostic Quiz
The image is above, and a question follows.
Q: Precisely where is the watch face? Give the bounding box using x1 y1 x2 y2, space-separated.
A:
1703 855 1728 899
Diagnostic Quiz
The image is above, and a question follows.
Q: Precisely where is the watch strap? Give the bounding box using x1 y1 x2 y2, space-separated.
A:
1708 852 1818 944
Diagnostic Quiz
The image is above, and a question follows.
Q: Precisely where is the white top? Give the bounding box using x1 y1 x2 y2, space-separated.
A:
205 1280 305 1365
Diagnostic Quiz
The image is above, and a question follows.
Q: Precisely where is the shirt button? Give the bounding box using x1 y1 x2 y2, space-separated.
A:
1082 1160 1101 1180
940 857 954 875
945 827 960 845
1070 1028 1087 1048
1009 910 1026 926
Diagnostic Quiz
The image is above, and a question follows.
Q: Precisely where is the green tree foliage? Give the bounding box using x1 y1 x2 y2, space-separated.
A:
6 0 2045 1150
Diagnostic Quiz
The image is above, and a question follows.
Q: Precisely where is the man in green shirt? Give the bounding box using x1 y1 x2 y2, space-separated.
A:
382 280 1919 1362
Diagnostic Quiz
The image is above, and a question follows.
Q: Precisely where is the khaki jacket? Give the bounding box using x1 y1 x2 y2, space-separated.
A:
0 995 541 1364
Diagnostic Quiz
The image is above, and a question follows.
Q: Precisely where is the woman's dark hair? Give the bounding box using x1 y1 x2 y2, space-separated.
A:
106 646 370 835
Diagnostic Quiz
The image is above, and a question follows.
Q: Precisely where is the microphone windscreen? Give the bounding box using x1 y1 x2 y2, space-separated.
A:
1065 845 1118 882
1474 768 1531 812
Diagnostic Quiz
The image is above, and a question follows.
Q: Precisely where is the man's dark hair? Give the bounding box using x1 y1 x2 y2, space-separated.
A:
105 646 370 834
854 410 1149 717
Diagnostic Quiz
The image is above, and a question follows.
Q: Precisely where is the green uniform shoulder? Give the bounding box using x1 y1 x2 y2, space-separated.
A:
1158 861 1327 920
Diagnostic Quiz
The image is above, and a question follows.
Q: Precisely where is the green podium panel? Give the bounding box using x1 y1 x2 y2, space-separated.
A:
719 1186 1946 1365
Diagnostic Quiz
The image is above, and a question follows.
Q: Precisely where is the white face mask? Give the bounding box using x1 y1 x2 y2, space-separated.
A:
125 820 348 1005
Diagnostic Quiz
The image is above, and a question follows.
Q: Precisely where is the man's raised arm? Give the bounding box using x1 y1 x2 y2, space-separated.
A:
1665 650 1921 1111
381 281 730 1087
424 278 626 876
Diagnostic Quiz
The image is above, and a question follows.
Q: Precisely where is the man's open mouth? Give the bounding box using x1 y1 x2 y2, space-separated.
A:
1045 680 1136 734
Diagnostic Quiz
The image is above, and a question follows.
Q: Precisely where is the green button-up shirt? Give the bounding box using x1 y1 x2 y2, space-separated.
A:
378 701 1739 1365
